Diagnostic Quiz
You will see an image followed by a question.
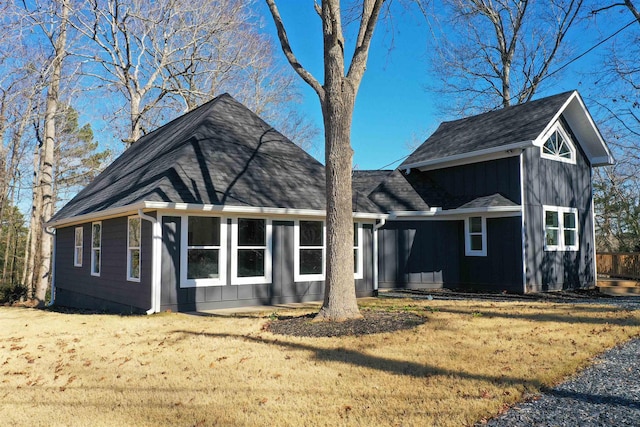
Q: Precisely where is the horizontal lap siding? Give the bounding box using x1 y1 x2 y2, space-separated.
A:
55 216 152 313
523 125 595 291
159 217 375 312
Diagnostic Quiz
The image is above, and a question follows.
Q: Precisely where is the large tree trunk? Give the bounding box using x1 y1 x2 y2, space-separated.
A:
266 0 384 321
316 86 361 321
25 144 41 294
31 0 69 306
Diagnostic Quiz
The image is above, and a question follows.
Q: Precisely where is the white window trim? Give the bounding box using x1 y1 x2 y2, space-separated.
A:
74 227 83 267
294 220 326 282
354 223 364 279
231 218 272 285
91 221 101 276
127 216 141 282
540 122 576 165
465 216 487 257
180 214 227 288
543 206 579 251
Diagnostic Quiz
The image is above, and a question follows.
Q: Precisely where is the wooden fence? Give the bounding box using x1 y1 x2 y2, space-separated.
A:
597 252 640 280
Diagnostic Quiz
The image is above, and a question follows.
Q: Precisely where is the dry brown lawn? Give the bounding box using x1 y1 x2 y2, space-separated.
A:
1 297 639 427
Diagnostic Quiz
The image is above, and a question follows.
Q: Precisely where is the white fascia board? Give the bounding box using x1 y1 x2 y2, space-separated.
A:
143 202 386 220
534 92 577 147
534 91 615 166
403 140 535 172
49 201 386 228
390 205 522 220
591 155 615 167
47 202 147 228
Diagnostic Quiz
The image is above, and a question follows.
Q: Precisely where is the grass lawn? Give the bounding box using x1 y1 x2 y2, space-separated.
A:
1 297 639 426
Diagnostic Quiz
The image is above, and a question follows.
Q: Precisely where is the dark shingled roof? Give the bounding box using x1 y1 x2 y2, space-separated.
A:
457 194 519 209
52 94 380 222
401 91 575 167
352 170 393 195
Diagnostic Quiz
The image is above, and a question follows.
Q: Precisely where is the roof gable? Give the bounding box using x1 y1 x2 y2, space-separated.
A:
52 94 379 224
401 90 613 170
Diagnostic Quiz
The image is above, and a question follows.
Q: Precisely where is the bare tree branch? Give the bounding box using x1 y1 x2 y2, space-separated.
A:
265 0 325 102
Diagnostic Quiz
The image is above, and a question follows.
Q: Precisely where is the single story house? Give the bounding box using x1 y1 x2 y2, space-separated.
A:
49 94 384 313
49 90 613 313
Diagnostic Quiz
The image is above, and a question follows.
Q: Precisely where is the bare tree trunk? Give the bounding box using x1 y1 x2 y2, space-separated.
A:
30 0 69 306
25 142 41 295
317 99 360 320
267 0 384 321
129 92 142 144
21 225 32 291
2 225 13 282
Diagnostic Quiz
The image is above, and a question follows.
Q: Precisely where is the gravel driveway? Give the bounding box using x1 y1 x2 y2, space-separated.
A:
384 290 640 426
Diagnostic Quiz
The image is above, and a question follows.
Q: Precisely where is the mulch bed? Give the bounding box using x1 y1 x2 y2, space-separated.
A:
264 310 426 337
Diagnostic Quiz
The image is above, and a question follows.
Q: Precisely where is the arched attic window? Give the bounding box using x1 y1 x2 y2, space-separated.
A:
540 123 576 164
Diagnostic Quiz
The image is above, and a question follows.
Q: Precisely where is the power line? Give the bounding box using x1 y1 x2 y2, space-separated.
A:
375 153 411 170
545 19 637 81
369 19 637 172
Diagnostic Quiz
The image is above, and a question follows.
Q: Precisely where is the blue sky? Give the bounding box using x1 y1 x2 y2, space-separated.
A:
255 2 634 171
257 2 439 170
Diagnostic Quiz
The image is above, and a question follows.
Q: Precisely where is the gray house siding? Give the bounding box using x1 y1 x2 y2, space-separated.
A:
55 216 153 313
378 218 522 291
159 217 375 312
459 217 523 292
425 156 521 207
378 221 461 289
523 129 595 291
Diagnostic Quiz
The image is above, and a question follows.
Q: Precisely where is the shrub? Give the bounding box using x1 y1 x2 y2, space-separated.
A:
0 282 28 304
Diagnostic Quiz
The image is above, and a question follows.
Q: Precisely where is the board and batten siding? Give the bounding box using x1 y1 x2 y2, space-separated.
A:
378 218 523 292
522 123 595 291
160 217 375 312
425 156 521 206
54 215 153 313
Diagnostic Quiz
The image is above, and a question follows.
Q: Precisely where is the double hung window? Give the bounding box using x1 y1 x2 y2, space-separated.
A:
232 218 271 285
544 206 578 251
91 222 101 276
295 220 325 281
182 216 226 287
74 227 83 267
127 217 141 281
465 216 487 256
354 223 363 279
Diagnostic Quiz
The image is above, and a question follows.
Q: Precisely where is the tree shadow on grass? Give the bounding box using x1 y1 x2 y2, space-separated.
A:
171 329 544 389
431 306 640 327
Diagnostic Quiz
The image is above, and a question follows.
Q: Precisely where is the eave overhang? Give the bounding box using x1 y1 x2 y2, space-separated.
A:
533 91 614 167
388 205 522 220
402 140 534 172
48 201 387 228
